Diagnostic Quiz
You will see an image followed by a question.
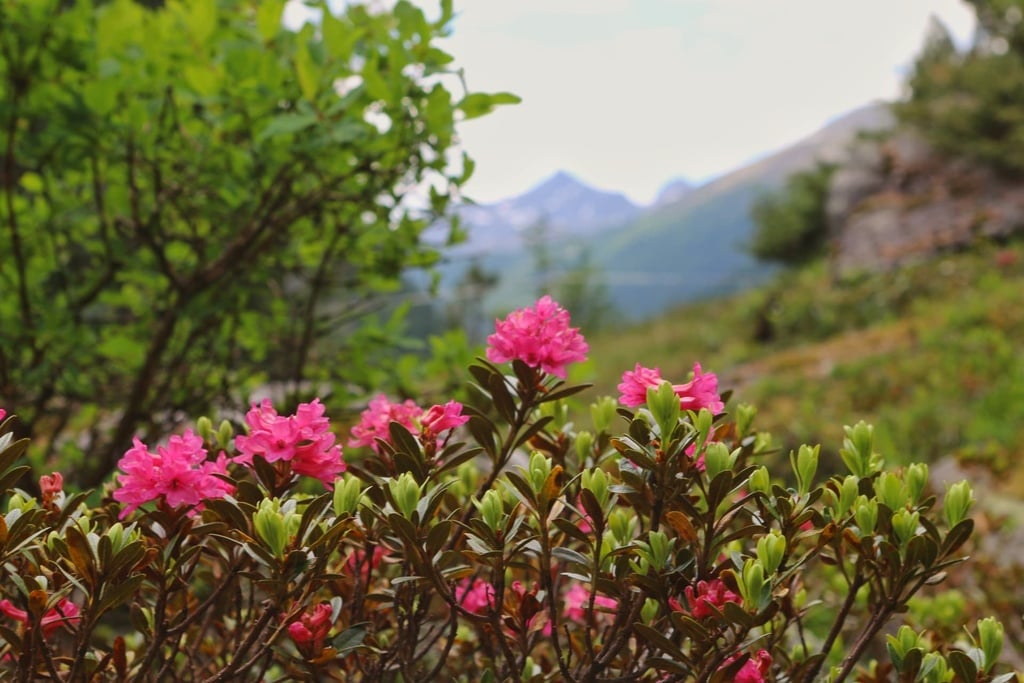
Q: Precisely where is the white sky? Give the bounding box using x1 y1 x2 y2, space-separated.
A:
286 1 977 206
442 1 976 205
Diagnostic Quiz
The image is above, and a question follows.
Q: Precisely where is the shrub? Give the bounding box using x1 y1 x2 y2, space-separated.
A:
0 298 1014 682
749 162 837 267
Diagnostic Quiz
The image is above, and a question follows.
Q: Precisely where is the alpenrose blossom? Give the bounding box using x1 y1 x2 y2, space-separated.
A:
288 603 334 657
235 398 345 486
113 431 233 518
486 295 588 379
419 400 469 441
617 362 724 413
563 584 618 622
677 578 741 619
39 472 64 508
0 408 6 422
723 649 772 683
455 577 495 615
348 394 424 454
0 598 80 638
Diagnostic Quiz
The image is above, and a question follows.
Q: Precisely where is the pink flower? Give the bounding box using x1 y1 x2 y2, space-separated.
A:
455 578 495 615
288 603 334 657
349 394 423 454
235 399 345 486
674 363 724 414
0 409 6 422
113 431 233 519
684 443 707 472
486 296 588 378
723 649 772 683
618 364 664 407
40 472 64 508
420 401 469 441
0 598 80 638
563 584 618 622
683 578 741 619
617 362 723 414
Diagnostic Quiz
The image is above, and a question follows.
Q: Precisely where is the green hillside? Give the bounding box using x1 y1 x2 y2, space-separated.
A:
580 237 1024 491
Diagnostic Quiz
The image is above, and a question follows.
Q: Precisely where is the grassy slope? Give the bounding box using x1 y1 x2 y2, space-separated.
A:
580 239 1024 489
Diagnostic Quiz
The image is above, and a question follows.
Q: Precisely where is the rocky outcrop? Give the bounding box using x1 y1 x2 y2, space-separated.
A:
829 129 1024 276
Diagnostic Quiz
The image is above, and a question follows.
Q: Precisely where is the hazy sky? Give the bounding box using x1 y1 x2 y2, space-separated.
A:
442 1 976 205
286 1 977 206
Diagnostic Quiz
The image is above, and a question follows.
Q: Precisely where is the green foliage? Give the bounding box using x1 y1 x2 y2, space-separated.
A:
895 2 1024 175
748 162 837 266
0 0 513 486
0 351 1013 681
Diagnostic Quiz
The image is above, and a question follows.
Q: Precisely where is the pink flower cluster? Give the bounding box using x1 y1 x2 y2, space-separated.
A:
672 578 741 619
0 598 80 638
349 394 423 453
486 296 588 378
287 603 334 657
235 398 345 486
563 584 618 622
455 578 495 614
113 431 233 518
349 395 468 454
617 362 723 413
725 649 772 683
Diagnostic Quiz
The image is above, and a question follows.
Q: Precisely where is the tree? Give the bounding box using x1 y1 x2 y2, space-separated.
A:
895 1 1024 176
0 0 516 487
748 162 837 266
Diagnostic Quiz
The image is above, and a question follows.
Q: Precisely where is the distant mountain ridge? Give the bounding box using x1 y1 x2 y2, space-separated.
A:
435 102 895 321
452 170 640 255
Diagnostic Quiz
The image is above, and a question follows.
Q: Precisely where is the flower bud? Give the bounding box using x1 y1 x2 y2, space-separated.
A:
216 420 235 451
977 616 1004 673
590 396 618 434
756 530 786 574
581 468 611 508
854 496 878 536
641 597 659 624
891 509 920 547
736 403 756 438
254 499 289 558
840 421 878 477
703 442 733 480
919 652 948 683
944 480 973 527
475 489 504 532
608 509 633 546
333 474 364 517
196 417 214 443
748 466 771 495
647 382 680 437
905 463 928 504
874 472 907 511
574 430 595 462
527 452 552 495
388 473 422 520
791 444 819 495
739 559 767 612
836 475 860 518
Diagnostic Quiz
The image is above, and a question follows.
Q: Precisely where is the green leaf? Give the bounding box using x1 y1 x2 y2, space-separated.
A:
258 113 319 141
256 0 285 41
457 92 521 120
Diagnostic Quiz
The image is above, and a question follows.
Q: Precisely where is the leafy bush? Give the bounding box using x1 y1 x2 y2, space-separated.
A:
895 2 1024 175
0 0 515 488
0 298 1014 682
749 163 837 267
